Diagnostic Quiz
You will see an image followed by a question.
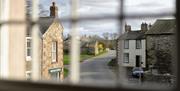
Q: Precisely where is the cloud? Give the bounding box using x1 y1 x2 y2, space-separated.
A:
77 19 119 36
78 0 120 17
39 0 175 35
125 0 175 14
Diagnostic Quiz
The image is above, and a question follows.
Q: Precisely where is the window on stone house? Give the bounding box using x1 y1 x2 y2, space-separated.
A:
124 40 129 49
52 41 57 63
136 40 141 49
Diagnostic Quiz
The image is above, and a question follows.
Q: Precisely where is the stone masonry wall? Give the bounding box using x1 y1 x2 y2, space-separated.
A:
146 34 176 74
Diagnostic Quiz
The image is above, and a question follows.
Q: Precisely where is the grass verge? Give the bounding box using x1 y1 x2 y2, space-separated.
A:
63 54 94 65
63 50 108 65
64 68 69 78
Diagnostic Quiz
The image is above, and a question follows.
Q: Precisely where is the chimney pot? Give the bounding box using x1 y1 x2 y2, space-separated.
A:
141 22 148 32
125 23 131 32
50 2 58 17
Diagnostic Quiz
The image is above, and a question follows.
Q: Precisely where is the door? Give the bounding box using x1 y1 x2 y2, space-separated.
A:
136 55 141 67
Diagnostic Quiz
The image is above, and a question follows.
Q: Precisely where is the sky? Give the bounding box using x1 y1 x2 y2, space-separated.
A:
39 0 175 36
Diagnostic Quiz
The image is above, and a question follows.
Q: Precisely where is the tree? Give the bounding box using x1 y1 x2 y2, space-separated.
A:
102 32 110 40
26 0 49 17
110 33 119 40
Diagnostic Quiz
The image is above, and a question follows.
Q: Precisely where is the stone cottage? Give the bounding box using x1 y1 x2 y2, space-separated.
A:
26 2 64 81
145 19 176 74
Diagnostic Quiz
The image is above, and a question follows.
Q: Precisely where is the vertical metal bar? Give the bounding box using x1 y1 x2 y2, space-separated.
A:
32 0 40 81
0 0 10 79
70 0 80 84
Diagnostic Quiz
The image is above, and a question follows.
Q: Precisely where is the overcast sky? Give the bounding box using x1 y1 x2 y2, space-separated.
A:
39 0 175 36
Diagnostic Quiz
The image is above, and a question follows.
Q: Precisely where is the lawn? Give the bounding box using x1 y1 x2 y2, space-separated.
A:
64 68 69 78
63 54 94 65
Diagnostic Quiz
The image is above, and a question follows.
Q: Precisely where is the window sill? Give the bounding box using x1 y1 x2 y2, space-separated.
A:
26 56 32 61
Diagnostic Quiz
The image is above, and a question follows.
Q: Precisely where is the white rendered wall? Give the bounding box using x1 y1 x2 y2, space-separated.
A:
122 39 146 68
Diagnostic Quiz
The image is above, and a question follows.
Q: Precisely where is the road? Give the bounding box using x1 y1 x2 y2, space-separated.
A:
63 50 173 87
79 50 118 86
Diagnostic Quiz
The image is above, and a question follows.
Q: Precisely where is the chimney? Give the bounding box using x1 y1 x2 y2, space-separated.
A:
141 22 148 32
148 23 152 30
125 23 131 32
50 2 58 17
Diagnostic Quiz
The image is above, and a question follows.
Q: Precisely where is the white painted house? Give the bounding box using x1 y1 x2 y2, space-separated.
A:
118 23 150 68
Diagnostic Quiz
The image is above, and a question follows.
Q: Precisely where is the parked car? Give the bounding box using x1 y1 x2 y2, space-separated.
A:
132 67 144 78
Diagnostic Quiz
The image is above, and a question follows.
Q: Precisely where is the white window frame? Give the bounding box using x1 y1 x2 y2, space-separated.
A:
136 39 142 49
52 41 57 63
25 71 31 80
124 40 129 49
26 37 32 61
123 53 129 63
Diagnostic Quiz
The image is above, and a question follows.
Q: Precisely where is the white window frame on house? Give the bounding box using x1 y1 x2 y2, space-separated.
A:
124 40 129 49
123 53 129 63
26 37 32 61
52 41 57 63
136 39 142 49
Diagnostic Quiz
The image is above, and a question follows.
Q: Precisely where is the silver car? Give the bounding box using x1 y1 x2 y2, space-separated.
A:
132 67 144 78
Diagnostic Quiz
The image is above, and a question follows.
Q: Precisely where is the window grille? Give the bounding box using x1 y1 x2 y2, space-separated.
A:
52 41 57 63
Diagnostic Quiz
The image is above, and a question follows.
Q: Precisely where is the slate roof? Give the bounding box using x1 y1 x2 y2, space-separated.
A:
119 31 145 40
145 19 176 35
26 17 59 36
38 17 56 34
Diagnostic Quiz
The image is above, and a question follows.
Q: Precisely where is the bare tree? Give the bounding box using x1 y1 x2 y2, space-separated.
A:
109 33 118 40
26 0 49 17
102 32 110 40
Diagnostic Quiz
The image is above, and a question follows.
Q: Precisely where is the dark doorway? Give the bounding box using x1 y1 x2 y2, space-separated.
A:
136 55 141 67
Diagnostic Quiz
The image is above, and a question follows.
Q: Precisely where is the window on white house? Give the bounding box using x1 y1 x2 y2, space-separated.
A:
124 40 129 49
26 37 32 61
123 53 129 63
52 41 57 62
136 40 141 49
